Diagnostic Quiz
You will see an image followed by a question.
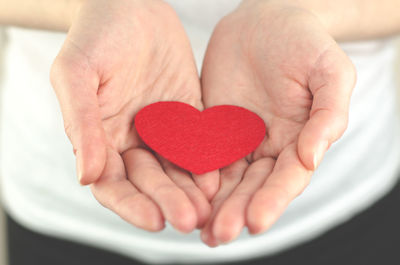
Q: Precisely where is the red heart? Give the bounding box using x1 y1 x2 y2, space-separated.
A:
135 101 266 174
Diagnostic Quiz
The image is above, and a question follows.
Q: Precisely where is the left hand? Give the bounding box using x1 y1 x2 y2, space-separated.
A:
51 0 218 233
200 0 356 246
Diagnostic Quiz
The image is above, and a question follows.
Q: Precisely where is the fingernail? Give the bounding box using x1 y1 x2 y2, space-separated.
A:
76 158 83 184
313 141 328 169
200 231 210 243
78 171 83 184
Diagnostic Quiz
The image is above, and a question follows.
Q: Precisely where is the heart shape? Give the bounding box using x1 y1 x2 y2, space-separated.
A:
135 101 266 174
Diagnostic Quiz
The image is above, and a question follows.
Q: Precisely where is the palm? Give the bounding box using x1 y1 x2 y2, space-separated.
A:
200 6 356 246
52 0 217 233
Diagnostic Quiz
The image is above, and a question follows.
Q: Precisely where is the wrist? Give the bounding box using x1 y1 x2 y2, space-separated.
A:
0 0 86 32
240 0 400 41
238 0 338 38
66 0 85 31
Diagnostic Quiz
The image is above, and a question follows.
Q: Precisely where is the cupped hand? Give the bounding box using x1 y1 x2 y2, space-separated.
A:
50 0 219 233
200 0 356 246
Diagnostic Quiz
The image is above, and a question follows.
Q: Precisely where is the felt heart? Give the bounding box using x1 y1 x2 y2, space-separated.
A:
135 101 266 174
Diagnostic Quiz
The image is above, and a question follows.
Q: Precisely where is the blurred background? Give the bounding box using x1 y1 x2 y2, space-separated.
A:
1 27 7 265
0 194 5 265
0 26 7 265
0 34 399 265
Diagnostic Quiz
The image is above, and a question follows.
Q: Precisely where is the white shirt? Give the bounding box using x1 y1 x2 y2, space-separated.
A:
1 1 399 263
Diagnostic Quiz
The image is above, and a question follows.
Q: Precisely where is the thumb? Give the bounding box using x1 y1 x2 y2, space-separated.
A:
298 47 356 171
50 47 107 185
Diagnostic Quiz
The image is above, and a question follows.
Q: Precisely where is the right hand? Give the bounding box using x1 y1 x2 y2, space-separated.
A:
199 0 356 246
50 0 218 233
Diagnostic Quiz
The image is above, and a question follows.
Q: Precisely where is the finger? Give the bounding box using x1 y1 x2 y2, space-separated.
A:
192 170 220 201
212 157 275 244
247 143 313 234
51 43 106 185
91 148 164 231
188 95 221 201
123 148 197 233
298 46 356 170
200 159 248 247
158 156 211 228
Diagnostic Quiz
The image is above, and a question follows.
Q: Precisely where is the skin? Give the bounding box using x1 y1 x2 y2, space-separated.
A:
1 0 400 246
200 1 356 246
50 0 219 233
0 0 82 31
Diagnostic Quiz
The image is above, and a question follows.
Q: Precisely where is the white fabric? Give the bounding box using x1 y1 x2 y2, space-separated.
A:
1 1 400 264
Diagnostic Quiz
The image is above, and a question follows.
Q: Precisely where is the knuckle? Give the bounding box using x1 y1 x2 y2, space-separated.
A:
113 193 142 214
63 121 73 138
154 183 179 196
50 49 97 93
50 56 75 93
178 184 197 194
90 185 109 209
63 120 78 145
